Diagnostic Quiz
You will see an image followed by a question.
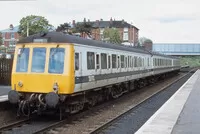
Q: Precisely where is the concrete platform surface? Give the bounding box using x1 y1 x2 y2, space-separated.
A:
135 70 200 134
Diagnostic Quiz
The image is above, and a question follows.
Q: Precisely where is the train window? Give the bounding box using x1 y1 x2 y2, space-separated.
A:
142 58 144 67
101 53 107 69
125 57 127 68
112 54 117 68
130 56 132 67
138 57 141 67
48 48 65 74
128 56 130 68
134 57 137 67
96 54 100 69
16 48 30 72
108 55 111 68
120 55 125 68
75 53 79 70
117 56 120 68
87 52 95 70
31 48 46 73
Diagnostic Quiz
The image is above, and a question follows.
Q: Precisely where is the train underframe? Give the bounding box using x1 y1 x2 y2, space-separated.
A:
8 70 180 120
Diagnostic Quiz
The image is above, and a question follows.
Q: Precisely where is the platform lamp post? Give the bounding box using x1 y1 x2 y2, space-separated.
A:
27 17 41 37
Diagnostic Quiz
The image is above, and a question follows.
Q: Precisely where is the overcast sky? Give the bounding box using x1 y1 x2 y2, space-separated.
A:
0 0 200 43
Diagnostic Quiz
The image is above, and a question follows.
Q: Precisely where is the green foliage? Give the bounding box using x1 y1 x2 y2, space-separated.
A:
74 22 93 35
18 15 52 37
56 23 71 33
138 37 153 46
0 32 2 45
180 56 200 67
103 28 122 44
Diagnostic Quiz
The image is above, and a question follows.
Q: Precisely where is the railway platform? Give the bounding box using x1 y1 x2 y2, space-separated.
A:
0 86 10 102
136 69 200 134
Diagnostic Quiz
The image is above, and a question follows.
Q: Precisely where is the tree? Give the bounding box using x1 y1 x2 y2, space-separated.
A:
138 37 153 46
18 15 53 37
56 23 71 33
0 32 2 45
73 21 93 38
103 28 122 44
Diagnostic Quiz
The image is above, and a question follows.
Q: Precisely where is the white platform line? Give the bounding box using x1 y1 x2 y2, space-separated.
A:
135 70 199 134
0 95 8 102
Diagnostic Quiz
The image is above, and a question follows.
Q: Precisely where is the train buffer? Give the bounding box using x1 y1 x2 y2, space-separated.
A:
135 69 200 134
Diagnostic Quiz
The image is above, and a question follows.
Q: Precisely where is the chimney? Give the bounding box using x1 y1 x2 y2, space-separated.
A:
88 19 90 22
9 24 13 30
96 20 99 27
110 17 113 22
110 17 113 24
122 19 124 24
100 18 103 21
84 18 86 22
72 20 75 26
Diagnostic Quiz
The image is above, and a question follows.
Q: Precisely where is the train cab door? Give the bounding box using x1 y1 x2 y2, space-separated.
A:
95 53 101 74
75 51 82 89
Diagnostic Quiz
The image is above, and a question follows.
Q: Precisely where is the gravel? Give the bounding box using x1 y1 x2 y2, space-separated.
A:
44 73 186 134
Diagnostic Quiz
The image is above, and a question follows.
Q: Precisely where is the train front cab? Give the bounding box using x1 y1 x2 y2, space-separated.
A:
8 43 75 107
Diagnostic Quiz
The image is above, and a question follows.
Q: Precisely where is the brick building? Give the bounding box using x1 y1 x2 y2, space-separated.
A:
0 24 19 47
72 18 139 45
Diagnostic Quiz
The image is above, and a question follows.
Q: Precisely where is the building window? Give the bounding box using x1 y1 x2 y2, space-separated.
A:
11 33 15 39
123 28 129 41
100 28 104 40
87 52 95 70
2 33 5 39
9 41 15 47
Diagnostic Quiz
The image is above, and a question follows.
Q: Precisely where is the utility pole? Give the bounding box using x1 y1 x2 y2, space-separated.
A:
27 21 29 37
27 17 40 37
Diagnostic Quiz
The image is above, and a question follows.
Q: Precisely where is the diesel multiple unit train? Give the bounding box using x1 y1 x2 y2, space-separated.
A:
8 32 181 117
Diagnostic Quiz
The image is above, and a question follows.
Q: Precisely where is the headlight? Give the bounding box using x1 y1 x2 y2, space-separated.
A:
53 82 59 92
18 81 23 87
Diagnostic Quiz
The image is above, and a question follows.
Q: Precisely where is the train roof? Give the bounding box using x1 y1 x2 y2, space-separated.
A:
18 32 178 59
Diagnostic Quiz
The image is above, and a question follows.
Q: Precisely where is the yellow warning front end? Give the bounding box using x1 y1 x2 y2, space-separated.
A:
11 43 75 94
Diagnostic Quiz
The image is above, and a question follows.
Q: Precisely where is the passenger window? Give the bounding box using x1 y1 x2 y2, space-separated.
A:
31 48 46 73
108 55 111 68
134 57 137 67
48 48 65 74
128 56 130 67
87 52 95 70
120 55 125 68
96 54 100 69
112 54 117 68
101 53 107 69
117 56 120 68
16 48 30 72
125 57 127 68
75 53 79 70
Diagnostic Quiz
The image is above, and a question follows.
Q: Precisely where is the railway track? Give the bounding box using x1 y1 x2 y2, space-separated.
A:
90 69 196 134
0 69 195 134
